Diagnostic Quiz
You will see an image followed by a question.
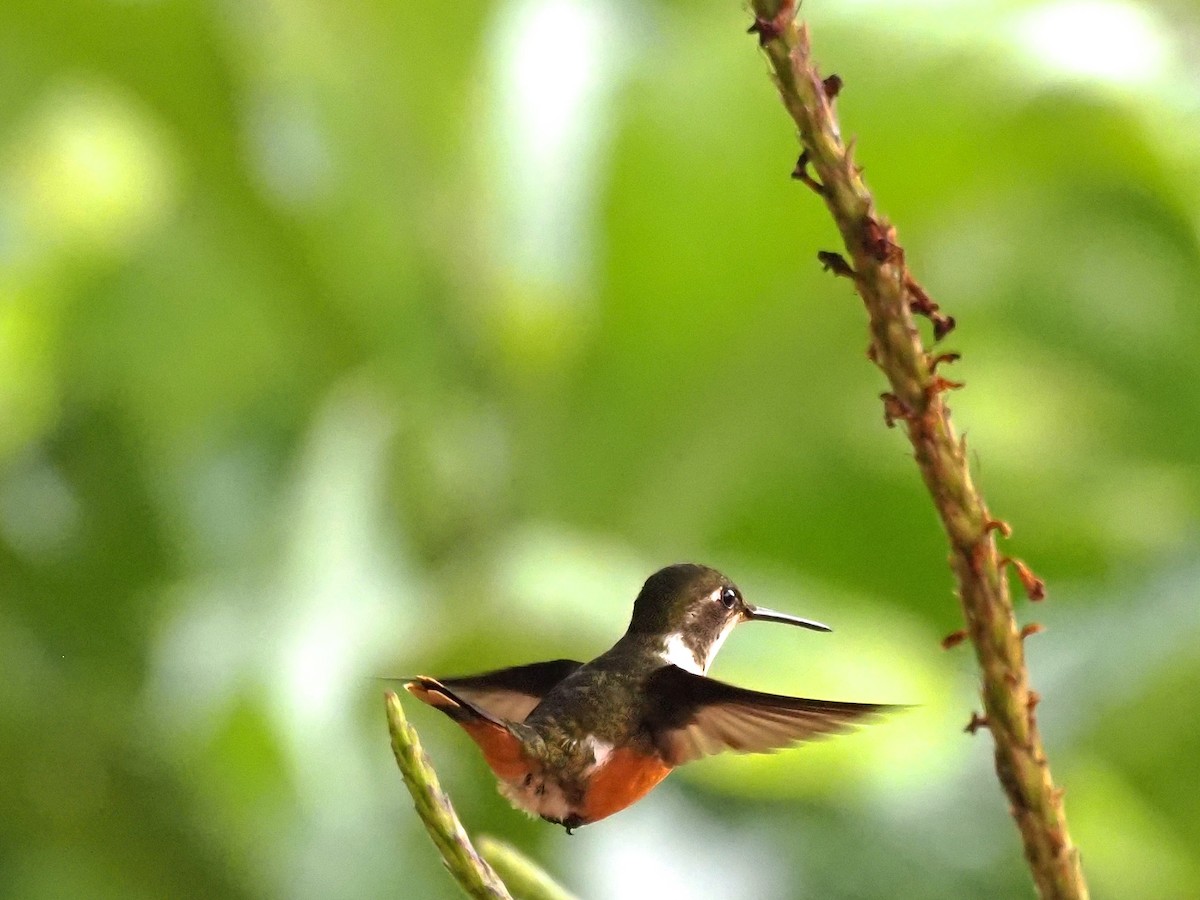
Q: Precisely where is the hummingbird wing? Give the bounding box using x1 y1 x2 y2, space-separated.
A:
431 659 584 723
644 666 896 765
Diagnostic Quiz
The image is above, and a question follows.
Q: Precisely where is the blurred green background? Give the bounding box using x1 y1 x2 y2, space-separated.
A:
3 0 1199 897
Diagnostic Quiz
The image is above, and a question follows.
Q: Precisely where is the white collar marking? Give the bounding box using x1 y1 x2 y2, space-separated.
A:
660 589 740 675
661 620 738 675
704 617 737 669
662 632 705 674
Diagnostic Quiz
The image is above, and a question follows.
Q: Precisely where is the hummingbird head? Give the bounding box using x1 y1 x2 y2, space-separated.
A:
625 564 831 675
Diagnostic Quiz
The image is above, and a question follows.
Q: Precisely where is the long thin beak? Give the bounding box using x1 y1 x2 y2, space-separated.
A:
744 604 832 632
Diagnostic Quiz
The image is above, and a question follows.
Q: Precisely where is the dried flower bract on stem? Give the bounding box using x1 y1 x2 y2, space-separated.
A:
743 3 1088 898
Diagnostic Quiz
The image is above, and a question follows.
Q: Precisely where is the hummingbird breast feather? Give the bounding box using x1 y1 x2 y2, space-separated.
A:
499 770 575 822
498 734 619 823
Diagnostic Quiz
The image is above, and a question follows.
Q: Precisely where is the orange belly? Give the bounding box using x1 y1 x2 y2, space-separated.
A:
580 747 673 823
407 678 673 826
405 679 530 782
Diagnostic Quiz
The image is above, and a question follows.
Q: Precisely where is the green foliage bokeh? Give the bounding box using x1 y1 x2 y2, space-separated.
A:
2 1 1198 898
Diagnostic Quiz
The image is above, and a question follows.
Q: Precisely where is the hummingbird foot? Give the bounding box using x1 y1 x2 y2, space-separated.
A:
542 813 586 835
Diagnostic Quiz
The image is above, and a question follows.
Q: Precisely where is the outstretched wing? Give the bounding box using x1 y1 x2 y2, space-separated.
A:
644 665 899 766
431 659 584 722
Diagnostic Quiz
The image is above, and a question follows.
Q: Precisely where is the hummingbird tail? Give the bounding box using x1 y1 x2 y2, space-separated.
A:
405 677 531 782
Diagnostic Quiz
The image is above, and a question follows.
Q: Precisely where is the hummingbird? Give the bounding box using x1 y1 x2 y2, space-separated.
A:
405 563 896 834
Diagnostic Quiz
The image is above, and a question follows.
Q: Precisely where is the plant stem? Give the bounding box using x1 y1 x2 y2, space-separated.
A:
743 3 1088 898
478 836 580 900
384 691 513 899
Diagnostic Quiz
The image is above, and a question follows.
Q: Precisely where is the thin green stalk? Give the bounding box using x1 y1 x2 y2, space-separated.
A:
478 836 580 900
742 3 1088 898
385 691 513 899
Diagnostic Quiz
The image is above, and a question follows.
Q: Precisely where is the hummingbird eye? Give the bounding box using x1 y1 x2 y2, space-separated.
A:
719 587 738 610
